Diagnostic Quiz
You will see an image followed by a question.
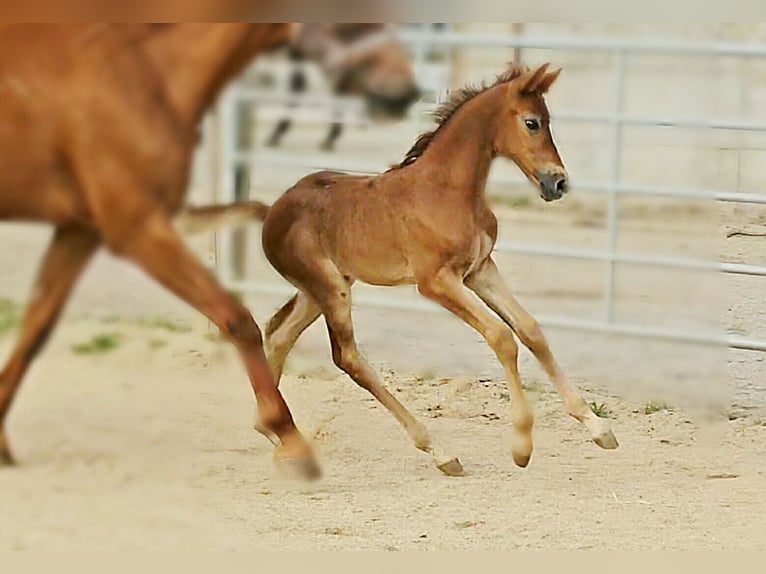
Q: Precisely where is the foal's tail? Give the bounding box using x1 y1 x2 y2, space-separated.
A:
177 201 271 236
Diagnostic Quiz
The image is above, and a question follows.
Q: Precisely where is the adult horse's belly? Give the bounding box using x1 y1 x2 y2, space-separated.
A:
0 115 88 225
0 163 87 225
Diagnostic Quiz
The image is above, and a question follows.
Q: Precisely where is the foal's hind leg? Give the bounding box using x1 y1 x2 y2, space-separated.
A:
465 257 618 450
264 291 322 384
0 227 99 465
302 268 462 476
253 291 321 447
418 270 535 467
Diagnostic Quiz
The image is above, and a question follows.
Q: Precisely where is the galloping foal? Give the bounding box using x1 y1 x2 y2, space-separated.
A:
183 63 619 476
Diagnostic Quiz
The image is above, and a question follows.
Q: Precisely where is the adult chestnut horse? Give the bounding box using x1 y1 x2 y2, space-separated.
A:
182 64 620 475
0 23 417 479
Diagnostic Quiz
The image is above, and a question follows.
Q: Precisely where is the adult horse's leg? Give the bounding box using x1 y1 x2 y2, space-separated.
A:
0 227 99 465
266 67 305 148
106 211 319 479
252 290 321 447
266 118 292 148
302 263 462 475
465 257 618 449
418 269 535 467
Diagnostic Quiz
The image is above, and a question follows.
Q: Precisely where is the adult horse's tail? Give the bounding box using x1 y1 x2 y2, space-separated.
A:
178 201 270 235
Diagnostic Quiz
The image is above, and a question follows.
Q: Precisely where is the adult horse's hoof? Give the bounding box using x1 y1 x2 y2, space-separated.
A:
0 451 13 467
274 452 322 481
0 434 14 466
436 457 464 477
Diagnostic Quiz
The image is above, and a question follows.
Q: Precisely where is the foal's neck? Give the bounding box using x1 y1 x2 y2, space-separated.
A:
417 85 503 202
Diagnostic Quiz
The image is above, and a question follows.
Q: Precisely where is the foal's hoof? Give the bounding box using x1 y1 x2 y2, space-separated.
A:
593 429 619 450
510 430 533 468
274 453 322 481
436 457 464 477
512 452 531 468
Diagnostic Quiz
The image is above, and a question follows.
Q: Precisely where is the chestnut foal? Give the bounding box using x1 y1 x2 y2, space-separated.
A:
183 64 619 476
0 23 417 479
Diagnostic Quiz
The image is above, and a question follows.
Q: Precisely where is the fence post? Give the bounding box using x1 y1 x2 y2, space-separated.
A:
604 49 627 323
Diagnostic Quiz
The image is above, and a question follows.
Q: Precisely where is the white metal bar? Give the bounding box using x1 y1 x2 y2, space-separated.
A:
494 241 766 277
216 87 238 289
233 89 766 133
395 30 766 59
235 151 766 206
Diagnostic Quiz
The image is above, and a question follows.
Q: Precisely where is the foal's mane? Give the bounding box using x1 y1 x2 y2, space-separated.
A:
389 63 527 171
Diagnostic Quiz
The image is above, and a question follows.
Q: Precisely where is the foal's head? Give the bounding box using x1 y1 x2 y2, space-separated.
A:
495 64 568 202
291 24 420 120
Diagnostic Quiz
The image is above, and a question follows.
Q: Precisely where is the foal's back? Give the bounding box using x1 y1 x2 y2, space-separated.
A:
262 169 429 286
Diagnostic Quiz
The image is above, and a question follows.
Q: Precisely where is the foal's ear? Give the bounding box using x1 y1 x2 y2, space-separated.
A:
537 68 562 93
519 63 550 94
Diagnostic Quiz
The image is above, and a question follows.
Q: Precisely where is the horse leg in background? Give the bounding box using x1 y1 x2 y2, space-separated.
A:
465 257 618 450
418 269 535 468
252 290 321 447
104 211 319 479
300 261 463 476
319 121 343 152
266 118 292 148
0 227 99 465
266 67 307 148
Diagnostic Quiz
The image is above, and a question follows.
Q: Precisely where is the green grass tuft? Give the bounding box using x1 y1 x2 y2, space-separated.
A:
71 333 123 355
0 298 21 336
643 401 672 415
589 401 613 419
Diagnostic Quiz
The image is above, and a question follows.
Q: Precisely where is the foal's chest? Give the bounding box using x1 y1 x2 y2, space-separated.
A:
463 231 495 277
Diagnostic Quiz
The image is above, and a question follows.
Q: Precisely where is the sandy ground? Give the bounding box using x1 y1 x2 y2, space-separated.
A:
0 320 764 550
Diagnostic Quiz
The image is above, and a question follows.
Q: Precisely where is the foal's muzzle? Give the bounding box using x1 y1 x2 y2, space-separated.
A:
538 171 569 202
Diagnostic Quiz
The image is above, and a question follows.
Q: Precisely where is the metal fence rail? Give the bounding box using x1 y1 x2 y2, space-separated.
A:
212 26 766 353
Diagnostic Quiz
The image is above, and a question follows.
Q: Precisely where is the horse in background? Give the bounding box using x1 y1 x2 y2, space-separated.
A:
265 24 420 151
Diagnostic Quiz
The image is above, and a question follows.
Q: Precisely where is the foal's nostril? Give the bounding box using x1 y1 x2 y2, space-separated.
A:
555 178 568 194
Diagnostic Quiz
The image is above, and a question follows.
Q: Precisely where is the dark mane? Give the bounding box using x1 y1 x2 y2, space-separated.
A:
389 64 526 171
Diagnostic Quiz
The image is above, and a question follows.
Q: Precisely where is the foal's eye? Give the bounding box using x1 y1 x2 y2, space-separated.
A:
524 118 541 132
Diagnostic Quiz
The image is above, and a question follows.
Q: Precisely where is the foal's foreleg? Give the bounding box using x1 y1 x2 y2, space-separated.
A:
465 258 618 450
308 278 462 476
0 227 99 465
418 270 535 467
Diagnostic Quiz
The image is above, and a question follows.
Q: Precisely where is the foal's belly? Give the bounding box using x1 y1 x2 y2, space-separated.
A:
339 247 416 287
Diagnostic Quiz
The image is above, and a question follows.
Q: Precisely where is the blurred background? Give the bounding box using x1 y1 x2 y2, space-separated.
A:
3 23 766 418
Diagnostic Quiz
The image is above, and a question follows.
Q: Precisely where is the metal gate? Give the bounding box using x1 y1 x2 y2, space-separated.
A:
210 25 766 353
